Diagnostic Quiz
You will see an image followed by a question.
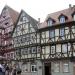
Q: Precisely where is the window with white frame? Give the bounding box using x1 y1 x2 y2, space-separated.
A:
21 48 28 55
5 41 7 45
47 19 53 26
60 16 65 23
54 62 60 72
0 29 2 33
49 30 54 38
60 28 64 36
32 47 36 53
62 44 67 53
51 46 55 54
63 62 69 72
31 64 37 72
11 53 14 59
2 30 4 34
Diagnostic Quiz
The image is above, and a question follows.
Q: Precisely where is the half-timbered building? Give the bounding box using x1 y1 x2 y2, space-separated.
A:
0 5 19 65
12 10 42 75
12 5 75 75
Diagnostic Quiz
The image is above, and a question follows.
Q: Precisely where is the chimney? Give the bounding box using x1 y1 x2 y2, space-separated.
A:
38 18 40 23
38 18 40 28
69 4 72 8
73 5 75 7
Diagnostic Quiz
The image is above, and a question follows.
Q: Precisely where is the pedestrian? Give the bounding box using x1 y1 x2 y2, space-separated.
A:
13 67 16 75
2 64 5 75
5 64 9 75
9 65 13 75
0 64 4 75
16 68 21 75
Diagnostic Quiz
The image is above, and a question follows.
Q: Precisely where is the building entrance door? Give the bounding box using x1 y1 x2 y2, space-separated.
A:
45 62 51 75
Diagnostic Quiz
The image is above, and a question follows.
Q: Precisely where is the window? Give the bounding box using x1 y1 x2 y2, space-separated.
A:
60 16 65 23
28 48 31 54
5 41 7 45
2 30 4 34
60 28 64 36
7 53 10 58
22 64 28 72
16 50 20 56
37 46 41 53
23 17 26 21
21 48 28 55
47 19 53 26
74 14 75 21
63 62 69 72
5 22 8 25
11 53 14 59
54 62 60 72
32 47 36 53
51 46 55 54
49 30 54 38
62 44 67 53
31 65 37 72
20 17 23 21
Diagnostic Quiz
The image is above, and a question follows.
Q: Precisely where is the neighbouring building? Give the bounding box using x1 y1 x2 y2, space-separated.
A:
12 4 75 75
0 5 19 65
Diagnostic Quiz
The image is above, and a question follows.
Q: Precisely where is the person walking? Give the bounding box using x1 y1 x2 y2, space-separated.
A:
0 64 4 75
5 64 9 75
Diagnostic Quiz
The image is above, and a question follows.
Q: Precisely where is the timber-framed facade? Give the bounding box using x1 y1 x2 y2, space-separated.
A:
0 4 75 75
12 5 75 75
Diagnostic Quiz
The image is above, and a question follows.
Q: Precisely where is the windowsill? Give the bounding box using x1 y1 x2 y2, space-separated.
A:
53 71 60 73
63 72 70 73
31 71 37 73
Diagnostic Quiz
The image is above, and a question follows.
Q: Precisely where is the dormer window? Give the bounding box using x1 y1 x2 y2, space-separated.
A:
59 16 65 23
58 14 68 23
47 19 53 26
47 18 55 26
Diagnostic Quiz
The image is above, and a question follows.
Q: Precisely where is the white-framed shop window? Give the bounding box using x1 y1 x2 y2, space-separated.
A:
63 62 69 72
54 62 60 72
31 64 37 72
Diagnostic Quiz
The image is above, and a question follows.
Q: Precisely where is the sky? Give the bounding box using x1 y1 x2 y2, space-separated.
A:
0 0 75 22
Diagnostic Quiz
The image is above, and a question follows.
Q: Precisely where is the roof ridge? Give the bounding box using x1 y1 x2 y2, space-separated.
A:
21 10 38 22
47 7 72 16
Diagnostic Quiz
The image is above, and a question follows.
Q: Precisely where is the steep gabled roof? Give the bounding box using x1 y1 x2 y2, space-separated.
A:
40 6 75 28
2 5 19 24
12 10 38 36
21 10 38 29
